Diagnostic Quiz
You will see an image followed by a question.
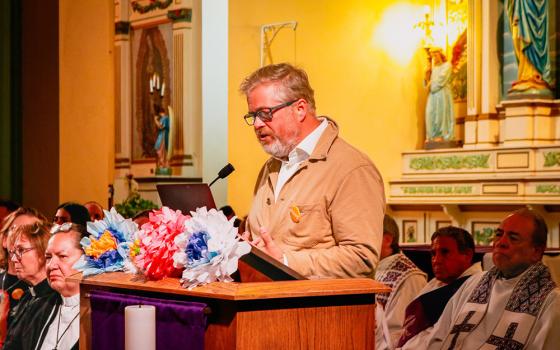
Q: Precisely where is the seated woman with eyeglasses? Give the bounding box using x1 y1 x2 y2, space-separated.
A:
2 222 59 350
0 207 48 346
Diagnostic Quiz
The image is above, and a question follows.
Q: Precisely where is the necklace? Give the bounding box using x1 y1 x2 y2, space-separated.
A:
52 304 79 350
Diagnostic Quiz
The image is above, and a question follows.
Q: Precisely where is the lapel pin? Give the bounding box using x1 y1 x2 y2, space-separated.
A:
290 205 301 223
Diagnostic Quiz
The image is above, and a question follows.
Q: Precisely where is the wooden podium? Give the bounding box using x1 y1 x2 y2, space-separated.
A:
73 271 389 349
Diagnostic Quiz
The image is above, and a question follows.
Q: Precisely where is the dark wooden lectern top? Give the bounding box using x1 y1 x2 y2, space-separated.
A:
70 272 389 300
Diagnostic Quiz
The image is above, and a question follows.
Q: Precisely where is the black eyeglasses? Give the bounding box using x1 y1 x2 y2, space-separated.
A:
243 100 298 126
9 247 35 260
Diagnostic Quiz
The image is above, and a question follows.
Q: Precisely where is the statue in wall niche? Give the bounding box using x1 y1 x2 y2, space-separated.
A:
425 48 455 146
153 104 174 176
506 0 553 97
133 25 172 163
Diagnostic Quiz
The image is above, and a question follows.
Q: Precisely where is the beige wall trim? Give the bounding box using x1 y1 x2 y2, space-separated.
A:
482 183 519 195
496 152 530 169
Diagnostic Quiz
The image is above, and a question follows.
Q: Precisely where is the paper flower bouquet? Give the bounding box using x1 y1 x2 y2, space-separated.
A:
173 207 251 289
74 208 138 276
133 206 189 280
75 205 250 289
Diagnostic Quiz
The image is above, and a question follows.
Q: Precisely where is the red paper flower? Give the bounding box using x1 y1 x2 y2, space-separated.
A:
134 207 189 280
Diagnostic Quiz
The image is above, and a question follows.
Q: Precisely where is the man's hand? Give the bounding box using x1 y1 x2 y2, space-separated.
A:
240 227 284 262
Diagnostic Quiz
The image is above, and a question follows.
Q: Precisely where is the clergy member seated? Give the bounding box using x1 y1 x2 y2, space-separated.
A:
38 223 85 350
397 226 481 347
375 215 426 350
0 207 48 345
400 209 560 350
3 222 59 350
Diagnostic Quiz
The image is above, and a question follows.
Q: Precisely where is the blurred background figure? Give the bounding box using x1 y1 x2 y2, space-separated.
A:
0 200 19 225
84 201 105 222
53 202 90 227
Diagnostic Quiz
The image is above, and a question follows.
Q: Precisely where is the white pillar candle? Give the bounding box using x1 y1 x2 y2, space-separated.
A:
125 305 156 350
160 82 165 97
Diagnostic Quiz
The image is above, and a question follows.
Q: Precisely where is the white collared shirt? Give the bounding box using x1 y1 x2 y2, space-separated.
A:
274 118 328 201
39 294 80 350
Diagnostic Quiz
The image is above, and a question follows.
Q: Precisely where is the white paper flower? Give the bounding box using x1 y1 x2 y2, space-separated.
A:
173 207 251 289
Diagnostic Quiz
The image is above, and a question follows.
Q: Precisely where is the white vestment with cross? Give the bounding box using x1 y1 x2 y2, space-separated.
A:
399 264 560 350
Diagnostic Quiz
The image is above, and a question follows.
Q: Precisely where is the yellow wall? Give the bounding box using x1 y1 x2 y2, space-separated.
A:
229 0 429 216
59 0 114 205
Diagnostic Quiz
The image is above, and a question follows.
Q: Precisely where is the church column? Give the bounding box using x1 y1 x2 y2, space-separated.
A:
463 0 482 149
168 8 201 177
476 0 500 147
113 1 132 202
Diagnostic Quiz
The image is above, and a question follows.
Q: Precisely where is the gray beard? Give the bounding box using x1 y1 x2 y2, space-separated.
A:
261 138 296 159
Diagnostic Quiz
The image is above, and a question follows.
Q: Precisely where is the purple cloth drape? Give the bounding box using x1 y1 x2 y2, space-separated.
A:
90 290 207 350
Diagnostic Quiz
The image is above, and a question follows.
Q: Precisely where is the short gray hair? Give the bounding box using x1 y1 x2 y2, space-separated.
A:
239 63 316 112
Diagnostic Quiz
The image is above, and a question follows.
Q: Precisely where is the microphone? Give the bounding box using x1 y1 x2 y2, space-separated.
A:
209 163 235 187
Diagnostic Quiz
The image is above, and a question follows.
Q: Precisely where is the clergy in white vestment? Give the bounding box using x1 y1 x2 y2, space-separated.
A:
38 223 85 350
397 226 481 347
375 215 427 350
399 208 560 350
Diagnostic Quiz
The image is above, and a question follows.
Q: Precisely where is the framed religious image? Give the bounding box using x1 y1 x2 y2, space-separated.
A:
436 220 452 230
471 221 499 246
402 220 418 243
130 22 174 163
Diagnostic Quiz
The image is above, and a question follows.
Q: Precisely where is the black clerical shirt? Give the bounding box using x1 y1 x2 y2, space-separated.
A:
3 279 60 350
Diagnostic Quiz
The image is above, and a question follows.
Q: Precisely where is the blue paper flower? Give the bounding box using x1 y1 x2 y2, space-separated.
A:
186 231 218 268
73 207 138 277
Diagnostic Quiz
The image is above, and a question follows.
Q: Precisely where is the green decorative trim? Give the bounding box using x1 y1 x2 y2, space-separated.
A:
115 21 130 35
401 186 473 195
536 184 560 194
167 8 192 22
543 152 560 167
131 0 172 14
409 154 490 171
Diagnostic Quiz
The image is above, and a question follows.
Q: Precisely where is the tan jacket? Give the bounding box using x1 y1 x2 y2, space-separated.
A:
247 119 385 278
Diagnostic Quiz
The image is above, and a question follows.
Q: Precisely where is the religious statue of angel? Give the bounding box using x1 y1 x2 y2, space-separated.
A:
154 104 174 175
425 47 454 143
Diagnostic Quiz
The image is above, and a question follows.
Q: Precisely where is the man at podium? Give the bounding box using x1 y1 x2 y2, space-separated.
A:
240 63 385 279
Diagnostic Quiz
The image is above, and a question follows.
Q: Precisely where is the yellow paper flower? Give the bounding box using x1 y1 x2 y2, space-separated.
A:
85 230 118 259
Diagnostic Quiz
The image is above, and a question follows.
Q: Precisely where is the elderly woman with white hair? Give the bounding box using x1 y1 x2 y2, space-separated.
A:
37 222 85 350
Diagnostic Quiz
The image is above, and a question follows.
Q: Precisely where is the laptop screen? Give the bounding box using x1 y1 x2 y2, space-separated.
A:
156 183 216 214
